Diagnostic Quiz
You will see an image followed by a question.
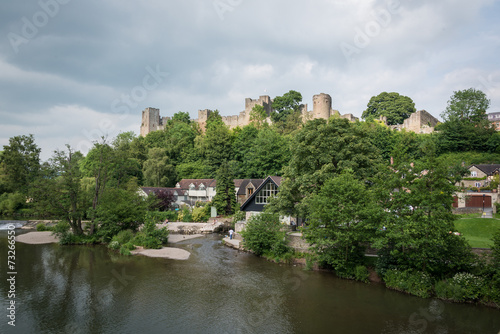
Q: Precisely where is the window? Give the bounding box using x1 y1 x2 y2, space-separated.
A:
255 182 278 204
247 187 254 195
475 182 481 187
471 171 477 177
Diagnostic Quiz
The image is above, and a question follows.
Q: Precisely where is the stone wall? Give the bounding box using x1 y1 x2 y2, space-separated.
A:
286 233 310 253
140 94 438 136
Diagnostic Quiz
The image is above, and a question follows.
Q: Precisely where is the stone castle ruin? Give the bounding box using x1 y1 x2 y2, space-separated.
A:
140 93 438 136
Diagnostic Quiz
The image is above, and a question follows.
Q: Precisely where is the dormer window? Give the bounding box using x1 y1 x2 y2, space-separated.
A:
189 183 195 190
199 184 205 190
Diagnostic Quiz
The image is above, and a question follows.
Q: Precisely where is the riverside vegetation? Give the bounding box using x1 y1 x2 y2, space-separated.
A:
1 88 500 307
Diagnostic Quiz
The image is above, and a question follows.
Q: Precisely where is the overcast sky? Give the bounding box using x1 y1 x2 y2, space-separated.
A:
1 0 499 160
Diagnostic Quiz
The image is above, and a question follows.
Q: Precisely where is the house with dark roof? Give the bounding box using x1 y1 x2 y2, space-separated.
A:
175 179 217 204
235 179 264 205
461 164 500 189
239 176 283 221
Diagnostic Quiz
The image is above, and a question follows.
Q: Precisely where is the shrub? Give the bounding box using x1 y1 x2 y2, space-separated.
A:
240 212 288 256
355 265 370 283
111 229 134 245
232 210 246 223
123 242 136 250
108 240 120 250
119 245 132 256
36 223 51 231
435 272 485 302
132 213 169 249
192 205 210 222
178 207 192 222
383 269 433 298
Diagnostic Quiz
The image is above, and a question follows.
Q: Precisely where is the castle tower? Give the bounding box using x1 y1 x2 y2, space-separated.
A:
312 93 332 120
140 107 160 137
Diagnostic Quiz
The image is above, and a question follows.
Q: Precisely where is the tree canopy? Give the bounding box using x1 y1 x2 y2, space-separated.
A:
362 92 416 125
271 90 303 124
441 88 490 124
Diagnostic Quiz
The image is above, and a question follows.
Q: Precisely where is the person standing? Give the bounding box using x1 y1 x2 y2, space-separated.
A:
229 229 234 240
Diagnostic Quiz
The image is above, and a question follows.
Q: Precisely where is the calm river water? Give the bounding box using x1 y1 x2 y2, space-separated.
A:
1 230 500 334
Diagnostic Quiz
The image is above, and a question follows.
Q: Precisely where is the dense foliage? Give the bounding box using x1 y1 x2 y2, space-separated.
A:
362 92 416 125
2 88 500 306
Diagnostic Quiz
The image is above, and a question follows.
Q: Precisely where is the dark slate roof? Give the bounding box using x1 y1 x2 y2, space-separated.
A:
236 179 264 195
240 176 282 211
469 164 500 176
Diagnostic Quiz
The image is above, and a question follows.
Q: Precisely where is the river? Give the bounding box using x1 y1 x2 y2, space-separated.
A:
1 230 499 334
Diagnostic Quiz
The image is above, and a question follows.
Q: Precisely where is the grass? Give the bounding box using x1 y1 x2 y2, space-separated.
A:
454 216 500 248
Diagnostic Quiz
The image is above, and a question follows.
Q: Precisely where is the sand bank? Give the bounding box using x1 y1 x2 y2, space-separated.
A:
131 246 190 260
16 231 59 244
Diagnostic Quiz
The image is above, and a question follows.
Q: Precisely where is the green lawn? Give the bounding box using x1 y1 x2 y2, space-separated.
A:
454 217 500 248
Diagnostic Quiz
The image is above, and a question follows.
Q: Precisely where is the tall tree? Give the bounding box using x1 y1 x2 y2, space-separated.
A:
32 146 86 235
0 134 41 193
269 118 381 219
304 172 382 274
80 139 114 235
362 92 416 125
143 148 175 187
437 88 494 153
196 111 233 176
212 161 236 216
374 140 473 277
441 88 490 124
244 127 290 178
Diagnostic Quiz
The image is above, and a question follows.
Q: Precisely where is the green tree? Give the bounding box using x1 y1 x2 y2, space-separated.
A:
304 172 381 274
244 127 290 178
80 139 114 235
164 120 197 164
231 125 259 178
374 140 473 277
142 148 175 187
96 187 147 242
441 88 490 124
437 88 494 153
0 134 41 193
269 118 381 219
196 111 233 175
249 105 268 128
362 92 416 125
271 90 302 124
212 161 236 216
240 212 289 257
32 146 86 235
168 111 191 125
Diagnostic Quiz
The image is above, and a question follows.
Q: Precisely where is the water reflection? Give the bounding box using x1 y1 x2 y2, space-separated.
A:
1 232 499 334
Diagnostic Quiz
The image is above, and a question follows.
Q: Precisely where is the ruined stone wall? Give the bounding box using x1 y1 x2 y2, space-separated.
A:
402 110 439 134
140 94 439 136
